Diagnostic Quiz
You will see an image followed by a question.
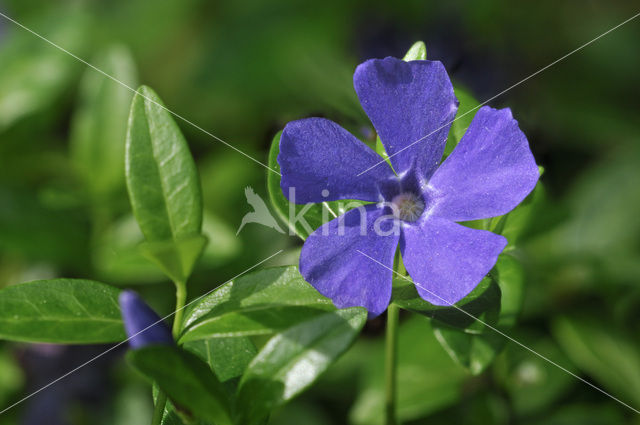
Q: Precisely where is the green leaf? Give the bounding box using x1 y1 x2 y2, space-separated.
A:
349 316 467 425
179 266 334 343
139 234 208 284
71 45 137 197
444 86 481 156
432 325 505 376
184 336 257 393
553 317 640 406
93 214 166 284
125 85 203 243
402 41 427 61
267 131 364 240
492 182 545 246
0 11 87 130
495 333 575 416
492 254 525 328
391 275 501 332
236 307 367 425
431 255 524 374
0 279 124 343
127 345 233 425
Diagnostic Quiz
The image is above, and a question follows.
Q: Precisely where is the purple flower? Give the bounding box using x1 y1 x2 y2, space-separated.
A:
278 57 539 317
119 291 173 348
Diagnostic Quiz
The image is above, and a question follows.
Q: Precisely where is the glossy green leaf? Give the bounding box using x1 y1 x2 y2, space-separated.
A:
184 336 257 393
236 307 367 425
431 255 524 374
402 41 427 61
139 234 208 284
267 131 364 240
125 85 203 242
179 266 334 343
0 279 124 343
127 345 233 425
71 45 137 197
391 275 500 332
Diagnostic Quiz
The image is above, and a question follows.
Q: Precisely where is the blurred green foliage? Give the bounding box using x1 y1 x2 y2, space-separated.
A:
0 0 639 424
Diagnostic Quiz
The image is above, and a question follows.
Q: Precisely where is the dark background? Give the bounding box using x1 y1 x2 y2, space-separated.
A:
0 1 639 424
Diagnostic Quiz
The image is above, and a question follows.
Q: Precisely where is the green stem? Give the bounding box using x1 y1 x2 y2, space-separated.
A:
172 280 187 339
385 303 400 425
151 280 187 425
151 391 167 425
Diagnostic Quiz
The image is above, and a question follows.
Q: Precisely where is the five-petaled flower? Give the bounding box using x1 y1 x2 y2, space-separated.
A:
119 291 173 348
278 56 539 317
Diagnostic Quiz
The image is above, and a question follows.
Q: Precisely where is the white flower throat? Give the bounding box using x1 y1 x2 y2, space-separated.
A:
391 192 425 222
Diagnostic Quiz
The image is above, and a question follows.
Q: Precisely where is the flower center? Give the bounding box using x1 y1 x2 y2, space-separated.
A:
391 192 425 222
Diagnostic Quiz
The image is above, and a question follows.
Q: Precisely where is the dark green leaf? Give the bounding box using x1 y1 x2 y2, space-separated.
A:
236 307 367 425
431 255 524 374
267 131 364 240
179 266 334 343
391 275 500 332
127 345 233 425
495 333 575 416
71 45 137 197
0 279 124 343
125 85 203 242
432 325 505 375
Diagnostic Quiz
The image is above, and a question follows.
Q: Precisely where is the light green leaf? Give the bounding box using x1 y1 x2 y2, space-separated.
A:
0 279 124 343
0 12 87 130
93 214 166 284
236 307 367 425
402 41 427 61
179 267 334 343
71 45 137 197
267 131 364 240
127 345 233 425
125 85 203 242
